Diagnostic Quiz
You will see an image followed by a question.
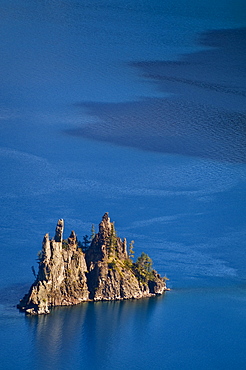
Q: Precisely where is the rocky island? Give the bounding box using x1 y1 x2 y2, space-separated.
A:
17 213 168 315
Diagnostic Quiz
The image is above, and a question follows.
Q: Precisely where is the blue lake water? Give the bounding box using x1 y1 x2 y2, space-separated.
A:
0 1 246 369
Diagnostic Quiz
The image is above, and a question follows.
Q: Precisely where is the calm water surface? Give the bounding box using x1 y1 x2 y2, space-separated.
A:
0 1 246 369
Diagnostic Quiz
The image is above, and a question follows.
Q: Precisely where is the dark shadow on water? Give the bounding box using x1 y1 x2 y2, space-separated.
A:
66 28 246 163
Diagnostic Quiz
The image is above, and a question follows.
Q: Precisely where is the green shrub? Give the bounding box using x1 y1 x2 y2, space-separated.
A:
123 259 133 269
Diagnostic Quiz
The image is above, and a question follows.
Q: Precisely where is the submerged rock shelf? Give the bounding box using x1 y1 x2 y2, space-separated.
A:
17 213 169 315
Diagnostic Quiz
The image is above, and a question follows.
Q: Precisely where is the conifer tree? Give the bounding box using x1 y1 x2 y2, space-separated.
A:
81 235 90 251
129 240 135 260
90 224 96 241
136 252 153 272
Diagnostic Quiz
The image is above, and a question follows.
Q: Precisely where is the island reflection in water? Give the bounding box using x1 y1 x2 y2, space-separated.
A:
26 295 166 369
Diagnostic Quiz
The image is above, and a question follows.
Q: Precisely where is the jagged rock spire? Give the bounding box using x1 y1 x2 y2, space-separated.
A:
102 212 109 221
98 212 111 247
68 230 77 247
54 219 64 242
42 233 51 262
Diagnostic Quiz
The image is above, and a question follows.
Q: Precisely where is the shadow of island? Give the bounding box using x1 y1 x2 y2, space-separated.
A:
66 28 246 163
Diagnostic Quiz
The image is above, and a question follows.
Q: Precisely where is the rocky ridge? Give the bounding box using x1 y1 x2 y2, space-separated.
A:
17 213 168 315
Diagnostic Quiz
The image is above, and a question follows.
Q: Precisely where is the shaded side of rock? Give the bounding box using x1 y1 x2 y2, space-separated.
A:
54 219 64 242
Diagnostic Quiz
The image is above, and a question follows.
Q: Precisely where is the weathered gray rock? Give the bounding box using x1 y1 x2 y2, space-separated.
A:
18 214 168 315
54 219 64 242
85 213 166 301
17 220 89 315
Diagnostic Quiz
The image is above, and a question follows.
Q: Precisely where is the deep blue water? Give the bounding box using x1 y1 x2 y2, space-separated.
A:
0 1 246 369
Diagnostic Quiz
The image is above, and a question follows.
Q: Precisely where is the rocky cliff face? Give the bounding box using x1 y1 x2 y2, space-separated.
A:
18 213 168 315
17 222 89 315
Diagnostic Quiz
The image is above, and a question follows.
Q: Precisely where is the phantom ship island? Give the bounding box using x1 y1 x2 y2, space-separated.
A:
18 213 169 315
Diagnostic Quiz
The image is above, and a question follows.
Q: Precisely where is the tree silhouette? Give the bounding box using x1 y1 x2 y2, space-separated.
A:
90 224 96 241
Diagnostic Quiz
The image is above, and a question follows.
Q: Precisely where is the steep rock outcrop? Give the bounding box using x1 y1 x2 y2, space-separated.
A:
18 213 168 315
17 222 89 315
85 213 166 301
